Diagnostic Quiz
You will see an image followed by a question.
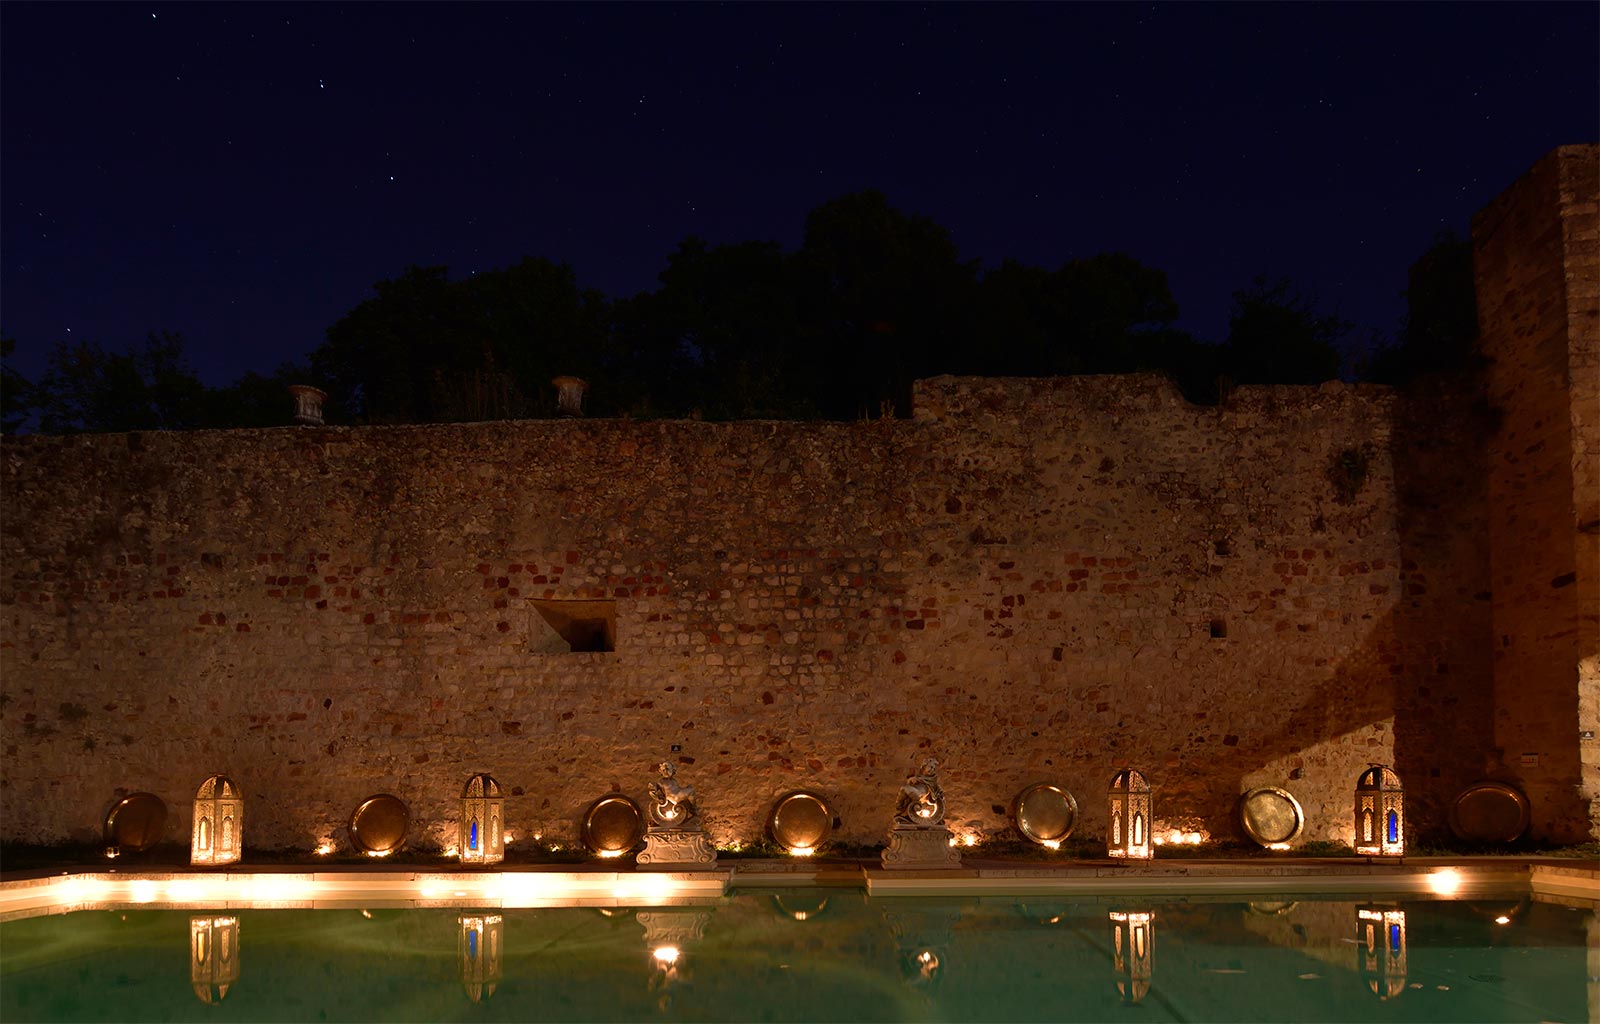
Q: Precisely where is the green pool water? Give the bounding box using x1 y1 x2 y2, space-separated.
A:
0 891 1592 1022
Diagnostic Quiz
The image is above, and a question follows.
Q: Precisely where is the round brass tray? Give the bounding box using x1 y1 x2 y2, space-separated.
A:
769 791 834 851
349 794 410 854
1013 783 1078 845
582 795 644 855
105 792 168 852
1238 787 1304 847
1448 781 1530 842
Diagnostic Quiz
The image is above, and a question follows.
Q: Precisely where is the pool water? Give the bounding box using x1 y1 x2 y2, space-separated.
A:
1 891 1592 1022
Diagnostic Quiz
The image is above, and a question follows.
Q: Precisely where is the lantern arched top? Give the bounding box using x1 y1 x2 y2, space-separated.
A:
461 773 502 799
196 775 240 801
1356 766 1402 792
1110 769 1149 793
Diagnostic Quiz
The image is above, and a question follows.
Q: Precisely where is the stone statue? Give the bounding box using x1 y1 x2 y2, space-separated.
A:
894 757 946 827
647 761 699 829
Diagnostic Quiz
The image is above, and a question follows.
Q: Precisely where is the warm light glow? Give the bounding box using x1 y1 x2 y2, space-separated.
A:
948 836 958 847
1152 836 1165 846
364 849 392 858
788 845 815 857
653 945 681 965
1266 842 1291 851
1185 832 1205 844
1493 915 1511 925
445 845 460 858
962 834 978 847
315 844 334 856
1041 839 1061 851
104 848 120 860
502 832 514 844
130 880 159 903
1426 869 1462 896
596 849 625 859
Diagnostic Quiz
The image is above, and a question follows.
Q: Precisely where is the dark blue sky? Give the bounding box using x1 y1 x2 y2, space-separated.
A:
3 3 1596 386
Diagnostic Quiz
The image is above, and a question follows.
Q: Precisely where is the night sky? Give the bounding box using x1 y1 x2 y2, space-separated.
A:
3 3 1596 387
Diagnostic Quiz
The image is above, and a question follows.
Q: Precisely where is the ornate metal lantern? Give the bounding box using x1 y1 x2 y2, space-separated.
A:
191 775 243 866
459 774 504 865
1354 766 1404 856
190 915 240 1004
1109 910 1154 1004
1107 769 1152 859
1356 906 1407 1000
458 913 503 1002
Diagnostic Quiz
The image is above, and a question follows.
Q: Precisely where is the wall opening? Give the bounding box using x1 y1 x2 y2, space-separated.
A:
529 600 616 653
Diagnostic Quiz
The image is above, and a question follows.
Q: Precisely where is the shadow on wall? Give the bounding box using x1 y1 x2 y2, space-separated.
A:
1388 382 1497 835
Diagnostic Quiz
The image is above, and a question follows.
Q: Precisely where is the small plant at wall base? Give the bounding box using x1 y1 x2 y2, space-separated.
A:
1327 444 1375 504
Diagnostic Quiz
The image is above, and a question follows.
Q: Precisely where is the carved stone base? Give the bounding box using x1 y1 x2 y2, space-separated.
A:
881 826 962 869
638 829 717 868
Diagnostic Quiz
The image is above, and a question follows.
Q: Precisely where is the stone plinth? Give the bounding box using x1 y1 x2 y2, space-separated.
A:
638 829 717 868
881 826 961 869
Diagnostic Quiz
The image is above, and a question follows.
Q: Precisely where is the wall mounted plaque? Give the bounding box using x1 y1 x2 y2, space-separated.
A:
1238 787 1304 847
1448 782 1530 842
105 792 168 852
769 791 834 851
582 794 645 855
1013 783 1078 846
348 794 410 854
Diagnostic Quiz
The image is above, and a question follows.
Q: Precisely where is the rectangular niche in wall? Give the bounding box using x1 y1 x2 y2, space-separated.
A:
529 599 617 653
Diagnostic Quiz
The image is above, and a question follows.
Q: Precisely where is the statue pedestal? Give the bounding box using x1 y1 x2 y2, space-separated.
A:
638 828 717 868
881 826 962 869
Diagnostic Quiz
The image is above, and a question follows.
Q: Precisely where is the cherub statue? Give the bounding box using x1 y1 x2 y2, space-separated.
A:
894 757 946 827
647 761 700 829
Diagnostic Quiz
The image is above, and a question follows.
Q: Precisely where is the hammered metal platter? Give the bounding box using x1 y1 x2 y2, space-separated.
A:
769 791 834 850
582 794 645 854
349 794 410 854
1448 781 1530 842
1013 783 1078 845
105 792 168 852
1238 787 1305 846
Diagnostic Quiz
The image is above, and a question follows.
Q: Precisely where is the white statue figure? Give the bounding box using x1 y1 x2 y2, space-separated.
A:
895 757 946 827
647 761 699 829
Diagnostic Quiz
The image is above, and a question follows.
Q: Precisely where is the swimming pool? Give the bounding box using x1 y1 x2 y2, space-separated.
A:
1 889 1593 1022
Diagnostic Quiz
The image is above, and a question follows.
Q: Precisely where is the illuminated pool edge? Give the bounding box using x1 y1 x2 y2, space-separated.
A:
2 860 1593 922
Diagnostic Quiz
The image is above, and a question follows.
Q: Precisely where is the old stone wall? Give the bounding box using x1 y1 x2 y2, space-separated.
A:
2 374 1446 852
1473 143 1600 842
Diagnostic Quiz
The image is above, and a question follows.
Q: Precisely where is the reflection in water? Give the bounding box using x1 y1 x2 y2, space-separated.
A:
884 904 961 992
1108 910 1153 1005
771 893 830 922
1356 906 1407 1000
457 912 503 1003
638 910 713 1012
188 915 239 1004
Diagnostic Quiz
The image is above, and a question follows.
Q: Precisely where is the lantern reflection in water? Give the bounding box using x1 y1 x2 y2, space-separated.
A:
1108 910 1153 1004
1356 906 1407 1000
458 913 503 1002
190 915 239 1004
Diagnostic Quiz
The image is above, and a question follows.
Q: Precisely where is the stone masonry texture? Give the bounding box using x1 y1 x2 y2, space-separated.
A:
2 146 1595 852
1473 143 1600 842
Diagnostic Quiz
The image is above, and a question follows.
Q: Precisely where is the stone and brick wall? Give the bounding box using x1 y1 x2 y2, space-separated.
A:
3 144 1594 853
1473 143 1600 842
2 375 1439 851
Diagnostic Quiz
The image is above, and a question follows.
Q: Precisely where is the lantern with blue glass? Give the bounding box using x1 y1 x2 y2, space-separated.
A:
459 773 504 866
1354 766 1404 857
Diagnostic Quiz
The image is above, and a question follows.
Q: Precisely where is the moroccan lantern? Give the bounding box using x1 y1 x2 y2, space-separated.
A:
1108 910 1154 1004
1354 766 1404 857
458 913 503 1002
191 775 243 866
459 773 504 866
190 915 240 1004
1107 769 1152 859
1356 906 1407 1000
